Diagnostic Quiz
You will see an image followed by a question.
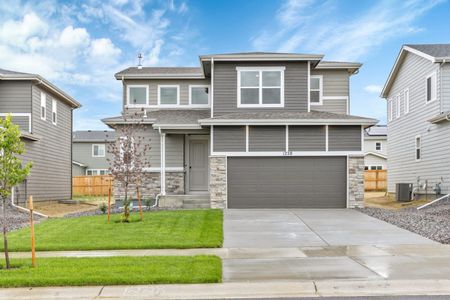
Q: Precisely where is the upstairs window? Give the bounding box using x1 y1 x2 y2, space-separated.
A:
237 67 284 107
40 92 46 120
92 144 105 157
127 85 148 106
426 72 437 103
375 142 382 151
415 136 421 161
51 99 57 125
310 75 323 105
189 85 210 106
158 85 179 105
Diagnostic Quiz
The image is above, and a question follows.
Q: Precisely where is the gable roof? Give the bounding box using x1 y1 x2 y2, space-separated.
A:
364 125 387 137
73 130 116 142
381 44 450 98
364 151 387 160
0 68 81 108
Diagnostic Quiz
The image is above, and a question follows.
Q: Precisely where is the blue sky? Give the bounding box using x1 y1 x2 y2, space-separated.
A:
0 0 449 130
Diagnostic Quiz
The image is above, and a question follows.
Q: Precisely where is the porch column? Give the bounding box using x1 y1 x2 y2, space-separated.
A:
160 133 166 195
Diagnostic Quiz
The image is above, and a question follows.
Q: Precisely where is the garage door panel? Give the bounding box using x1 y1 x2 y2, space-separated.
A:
227 157 346 208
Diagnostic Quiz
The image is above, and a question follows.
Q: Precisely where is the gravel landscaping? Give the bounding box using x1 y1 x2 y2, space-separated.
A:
358 200 450 244
0 204 44 232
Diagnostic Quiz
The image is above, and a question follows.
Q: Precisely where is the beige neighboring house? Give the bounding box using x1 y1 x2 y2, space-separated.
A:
364 125 387 170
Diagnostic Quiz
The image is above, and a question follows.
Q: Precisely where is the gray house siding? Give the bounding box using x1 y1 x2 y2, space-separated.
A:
289 125 326 151
312 99 347 114
248 126 285 151
213 126 246 152
328 125 362 151
17 84 73 203
387 51 450 193
442 63 450 112
213 61 308 115
310 69 349 114
72 143 112 174
72 164 86 176
0 81 32 113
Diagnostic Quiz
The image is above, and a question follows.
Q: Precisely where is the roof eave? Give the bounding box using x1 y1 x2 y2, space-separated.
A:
199 118 378 126
114 74 205 80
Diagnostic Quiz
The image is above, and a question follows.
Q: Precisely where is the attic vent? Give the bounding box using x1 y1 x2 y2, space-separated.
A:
138 53 143 70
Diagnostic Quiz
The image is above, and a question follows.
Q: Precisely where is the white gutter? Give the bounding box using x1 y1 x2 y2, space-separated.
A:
211 57 214 118
159 127 166 196
198 118 378 126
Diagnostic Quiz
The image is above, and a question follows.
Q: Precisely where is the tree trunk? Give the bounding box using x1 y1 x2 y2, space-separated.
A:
123 182 130 222
137 187 143 221
2 198 10 269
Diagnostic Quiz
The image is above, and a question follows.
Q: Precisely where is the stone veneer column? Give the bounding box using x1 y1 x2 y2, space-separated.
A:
209 156 227 209
348 155 365 208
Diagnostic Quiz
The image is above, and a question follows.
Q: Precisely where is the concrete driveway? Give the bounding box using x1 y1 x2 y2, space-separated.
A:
224 209 435 248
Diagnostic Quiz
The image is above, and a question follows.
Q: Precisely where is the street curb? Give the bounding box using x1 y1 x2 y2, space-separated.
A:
1 279 450 299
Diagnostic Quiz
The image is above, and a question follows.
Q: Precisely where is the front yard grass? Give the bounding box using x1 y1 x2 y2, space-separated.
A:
0 209 223 251
0 256 222 287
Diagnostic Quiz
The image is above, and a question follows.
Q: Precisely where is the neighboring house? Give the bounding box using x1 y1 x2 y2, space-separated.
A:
103 52 377 209
364 125 387 170
381 44 450 195
0 68 81 204
72 130 116 176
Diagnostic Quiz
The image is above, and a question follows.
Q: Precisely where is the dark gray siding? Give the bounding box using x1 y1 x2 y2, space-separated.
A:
310 69 349 97
227 156 347 208
0 115 30 132
289 126 326 151
0 81 32 113
328 125 362 151
213 126 246 152
72 164 86 176
312 99 347 114
18 85 73 203
213 61 308 115
248 126 285 151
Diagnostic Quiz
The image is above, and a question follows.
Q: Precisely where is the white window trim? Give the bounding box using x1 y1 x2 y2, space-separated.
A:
396 95 401 118
388 99 393 122
92 144 106 158
425 71 437 104
366 165 383 170
51 99 57 125
415 135 421 161
158 85 180 107
188 85 211 107
236 66 285 108
127 85 149 107
0 113 32 133
375 142 382 151
310 75 323 106
86 169 109 176
40 92 46 120
404 88 410 114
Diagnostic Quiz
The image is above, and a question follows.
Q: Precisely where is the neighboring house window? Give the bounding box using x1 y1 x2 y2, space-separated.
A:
364 166 369 170
92 144 106 157
415 135 421 161
237 67 285 107
86 169 109 176
375 142 382 151
310 75 323 105
396 95 401 118
426 72 437 103
127 85 148 106
404 89 410 114
370 166 383 170
158 85 180 105
51 99 57 125
388 99 393 122
40 92 46 120
189 85 210 106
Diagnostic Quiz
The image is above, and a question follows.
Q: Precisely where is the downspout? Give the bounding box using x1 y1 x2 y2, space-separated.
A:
10 187 48 218
152 127 165 208
211 57 214 118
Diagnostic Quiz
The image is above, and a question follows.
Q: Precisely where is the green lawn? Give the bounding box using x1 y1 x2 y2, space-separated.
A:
1 210 223 251
0 256 222 287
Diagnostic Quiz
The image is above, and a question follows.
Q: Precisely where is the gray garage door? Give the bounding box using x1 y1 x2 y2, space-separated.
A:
227 156 347 208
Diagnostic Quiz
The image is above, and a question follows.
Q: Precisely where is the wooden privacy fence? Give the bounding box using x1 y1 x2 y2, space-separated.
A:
364 170 387 191
73 175 114 196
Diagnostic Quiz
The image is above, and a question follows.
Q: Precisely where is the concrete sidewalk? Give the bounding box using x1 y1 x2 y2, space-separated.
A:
1 279 450 299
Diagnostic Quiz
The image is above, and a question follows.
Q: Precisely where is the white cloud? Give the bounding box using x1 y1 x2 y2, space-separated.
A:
89 38 122 63
58 26 90 48
364 84 383 94
252 0 444 61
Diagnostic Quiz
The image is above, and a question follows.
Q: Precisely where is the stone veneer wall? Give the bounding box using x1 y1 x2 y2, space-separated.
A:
114 171 184 199
348 155 365 208
209 156 227 209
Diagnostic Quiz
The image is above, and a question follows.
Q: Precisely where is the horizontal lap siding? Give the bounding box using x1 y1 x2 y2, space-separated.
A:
0 81 32 113
289 125 326 151
387 52 450 193
312 99 347 114
72 143 112 170
213 126 246 152
311 69 349 97
249 126 285 151
213 61 308 115
328 125 361 151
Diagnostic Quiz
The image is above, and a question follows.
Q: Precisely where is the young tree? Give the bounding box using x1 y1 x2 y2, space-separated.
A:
0 115 32 269
107 111 151 222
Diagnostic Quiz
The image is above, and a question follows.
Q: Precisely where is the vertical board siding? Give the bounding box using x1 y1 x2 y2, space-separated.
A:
387 51 450 193
328 125 362 151
213 61 308 115
289 125 326 151
213 126 246 152
0 81 32 113
248 126 285 151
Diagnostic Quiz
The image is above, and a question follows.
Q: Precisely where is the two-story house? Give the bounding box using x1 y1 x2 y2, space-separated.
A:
72 130 115 176
103 52 377 209
381 44 450 195
0 68 81 205
364 125 387 170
